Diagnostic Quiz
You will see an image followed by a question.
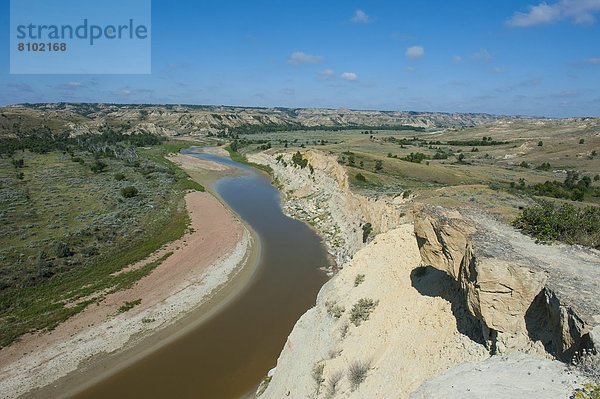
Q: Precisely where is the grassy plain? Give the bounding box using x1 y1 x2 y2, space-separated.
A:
0 138 209 347
235 119 600 221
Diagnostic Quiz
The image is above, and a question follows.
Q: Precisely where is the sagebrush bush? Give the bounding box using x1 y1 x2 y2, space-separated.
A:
347 359 371 390
325 301 345 318
326 370 343 397
354 274 365 287
350 298 379 326
121 186 139 198
312 363 325 394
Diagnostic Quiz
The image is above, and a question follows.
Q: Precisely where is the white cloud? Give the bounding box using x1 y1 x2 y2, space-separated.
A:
288 51 322 65
405 46 425 59
587 56 600 64
351 9 371 24
318 69 335 80
452 55 463 63
341 72 358 81
405 66 416 73
507 0 600 27
472 49 493 61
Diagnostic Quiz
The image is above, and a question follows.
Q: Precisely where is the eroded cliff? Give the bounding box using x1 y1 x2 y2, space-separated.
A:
251 149 597 398
249 150 409 266
414 204 599 361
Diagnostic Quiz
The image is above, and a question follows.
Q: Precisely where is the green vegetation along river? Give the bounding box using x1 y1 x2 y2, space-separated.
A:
72 149 330 398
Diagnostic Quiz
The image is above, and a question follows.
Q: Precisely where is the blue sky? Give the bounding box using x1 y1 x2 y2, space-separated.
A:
1 0 599 117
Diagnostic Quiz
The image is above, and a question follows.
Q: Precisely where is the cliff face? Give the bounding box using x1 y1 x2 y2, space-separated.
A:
413 204 599 361
249 150 408 266
252 149 596 398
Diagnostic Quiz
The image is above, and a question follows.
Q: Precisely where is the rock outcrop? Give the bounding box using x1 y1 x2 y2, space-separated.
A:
249 150 409 266
414 204 600 361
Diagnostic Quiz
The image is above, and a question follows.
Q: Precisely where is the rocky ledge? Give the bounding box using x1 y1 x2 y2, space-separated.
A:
414 204 599 361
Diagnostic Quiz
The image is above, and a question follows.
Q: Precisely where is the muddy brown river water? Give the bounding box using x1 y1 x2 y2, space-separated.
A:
71 150 330 398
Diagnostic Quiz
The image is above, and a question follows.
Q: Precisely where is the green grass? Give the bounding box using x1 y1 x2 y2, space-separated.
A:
0 140 204 348
140 139 206 192
0 194 183 347
225 144 273 174
118 298 142 314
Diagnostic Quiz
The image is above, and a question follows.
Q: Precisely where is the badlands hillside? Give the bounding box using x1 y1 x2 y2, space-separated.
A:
2 103 507 137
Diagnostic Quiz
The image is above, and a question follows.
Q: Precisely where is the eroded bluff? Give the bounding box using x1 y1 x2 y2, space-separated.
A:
414 204 599 360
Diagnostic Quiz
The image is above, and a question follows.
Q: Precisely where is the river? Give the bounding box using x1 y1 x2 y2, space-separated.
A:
72 149 330 398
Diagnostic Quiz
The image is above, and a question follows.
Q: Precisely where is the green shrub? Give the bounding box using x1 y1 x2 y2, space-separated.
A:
362 223 372 243
53 242 73 258
118 298 142 313
354 274 365 287
81 245 99 257
536 162 552 171
291 151 308 169
350 298 379 326
355 173 366 182
402 152 429 164
513 200 600 248
121 186 139 198
571 384 600 399
326 370 343 397
325 301 345 318
312 363 325 394
114 173 126 181
347 359 371 390
90 160 107 173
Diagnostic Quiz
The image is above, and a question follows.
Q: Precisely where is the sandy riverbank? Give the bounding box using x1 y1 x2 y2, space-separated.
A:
0 183 254 398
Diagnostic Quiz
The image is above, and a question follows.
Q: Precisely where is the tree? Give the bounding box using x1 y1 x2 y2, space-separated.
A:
564 170 579 189
291 151 308 169
457 153 465 163
538 141 543 146
579 138 585 144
